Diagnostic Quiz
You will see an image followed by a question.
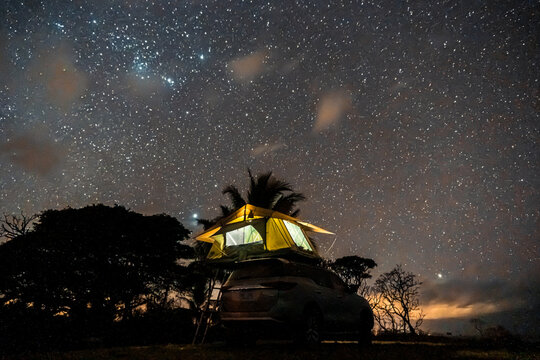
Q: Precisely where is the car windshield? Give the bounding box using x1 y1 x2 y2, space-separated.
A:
229 260 286 280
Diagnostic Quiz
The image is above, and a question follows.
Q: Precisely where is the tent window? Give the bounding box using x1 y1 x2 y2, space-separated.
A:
225 225 263 246
284 221 312 251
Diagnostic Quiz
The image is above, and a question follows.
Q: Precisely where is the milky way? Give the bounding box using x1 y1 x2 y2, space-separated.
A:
1 0 538 334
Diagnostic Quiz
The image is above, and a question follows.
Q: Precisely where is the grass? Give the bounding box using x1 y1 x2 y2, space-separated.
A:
8 340 540 360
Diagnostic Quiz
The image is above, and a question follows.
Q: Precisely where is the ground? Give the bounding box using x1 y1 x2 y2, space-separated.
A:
9 340 540 360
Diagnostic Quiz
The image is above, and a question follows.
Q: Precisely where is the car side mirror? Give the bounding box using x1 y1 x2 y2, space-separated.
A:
347 284 359 294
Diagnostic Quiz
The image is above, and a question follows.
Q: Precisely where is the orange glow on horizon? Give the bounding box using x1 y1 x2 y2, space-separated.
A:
422 302 501 320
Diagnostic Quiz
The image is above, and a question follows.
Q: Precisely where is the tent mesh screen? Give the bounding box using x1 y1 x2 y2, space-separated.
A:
284 220 312 251
225 224 263 246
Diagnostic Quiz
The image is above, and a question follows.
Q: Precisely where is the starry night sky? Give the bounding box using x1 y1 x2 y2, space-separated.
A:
1 1 539 334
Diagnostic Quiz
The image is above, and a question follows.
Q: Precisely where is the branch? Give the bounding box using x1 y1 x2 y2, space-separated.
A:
0 212 38 240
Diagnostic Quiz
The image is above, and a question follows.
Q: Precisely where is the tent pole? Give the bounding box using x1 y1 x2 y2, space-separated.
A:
263 217 268 250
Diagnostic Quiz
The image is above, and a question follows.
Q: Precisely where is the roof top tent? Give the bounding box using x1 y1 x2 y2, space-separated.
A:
195 204 334 264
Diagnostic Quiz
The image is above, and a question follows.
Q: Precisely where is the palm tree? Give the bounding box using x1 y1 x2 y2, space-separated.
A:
198 169 306 230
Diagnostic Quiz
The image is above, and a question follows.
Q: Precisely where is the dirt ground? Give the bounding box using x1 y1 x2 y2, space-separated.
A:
9 339 540 360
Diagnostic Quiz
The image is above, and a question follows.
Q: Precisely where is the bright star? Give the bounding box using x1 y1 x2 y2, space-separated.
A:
161 76 174 86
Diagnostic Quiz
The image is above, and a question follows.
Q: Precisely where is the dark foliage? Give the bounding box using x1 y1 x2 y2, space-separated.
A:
329 256 377 296
102 307 196 347
0 204 195 353
198 169 305 229
185 260 217 311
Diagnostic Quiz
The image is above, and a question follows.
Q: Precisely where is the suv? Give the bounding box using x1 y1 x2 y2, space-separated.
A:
220 258 373 345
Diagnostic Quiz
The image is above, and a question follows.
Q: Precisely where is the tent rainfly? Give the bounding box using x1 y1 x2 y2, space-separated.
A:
195 204 333 262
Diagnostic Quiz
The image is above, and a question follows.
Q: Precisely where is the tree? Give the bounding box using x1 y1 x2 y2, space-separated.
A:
483 325 513 340
198 169 306 230
0 204 193 338
0 212 37 241
372 265 424 335
329 256 377 296
470 318 486 337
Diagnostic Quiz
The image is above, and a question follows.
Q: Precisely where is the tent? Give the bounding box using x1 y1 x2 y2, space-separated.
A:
195 204 333 263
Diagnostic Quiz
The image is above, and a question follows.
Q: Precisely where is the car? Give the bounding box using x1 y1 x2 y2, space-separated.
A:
219 257 373 345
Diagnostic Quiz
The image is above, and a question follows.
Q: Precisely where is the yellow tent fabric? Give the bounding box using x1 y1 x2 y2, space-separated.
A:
266 217 294 251
196 204 333 243
207 234 225 259
195 204 331 260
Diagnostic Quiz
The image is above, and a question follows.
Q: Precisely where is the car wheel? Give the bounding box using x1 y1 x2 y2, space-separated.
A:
297 307 322 345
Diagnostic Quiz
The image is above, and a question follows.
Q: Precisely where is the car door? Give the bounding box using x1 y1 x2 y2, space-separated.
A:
329 273 363 332
298 266 341 332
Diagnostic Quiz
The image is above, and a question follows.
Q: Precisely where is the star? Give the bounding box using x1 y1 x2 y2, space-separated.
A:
0 0 537 336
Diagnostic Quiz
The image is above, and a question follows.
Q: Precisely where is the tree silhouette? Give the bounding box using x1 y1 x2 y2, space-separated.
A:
372 264 424 335
0 204 193 348
198 169 306 230
329 256 377 296
0 212 37 241
470 318 486 337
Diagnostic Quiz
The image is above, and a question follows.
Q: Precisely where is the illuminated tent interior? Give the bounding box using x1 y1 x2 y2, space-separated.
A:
195 204 333 263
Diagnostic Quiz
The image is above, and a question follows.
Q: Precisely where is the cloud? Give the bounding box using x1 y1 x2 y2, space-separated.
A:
251 142 286 157
28 45 87 109
0 135 65 175
421 277 539 320
228 50 268 83
421 277 540 336
313 90 352 132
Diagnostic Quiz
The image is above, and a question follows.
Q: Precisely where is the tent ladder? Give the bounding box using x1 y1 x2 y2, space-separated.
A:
192 271 223 345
